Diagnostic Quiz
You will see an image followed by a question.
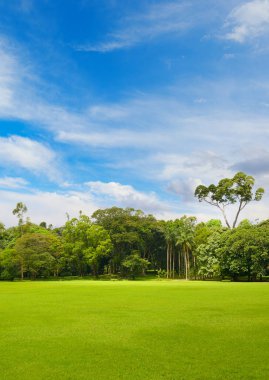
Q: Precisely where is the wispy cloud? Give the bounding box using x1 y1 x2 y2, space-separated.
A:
0 38 22 111
0 136 60 181
2 37 269 178
4 33 269 157
0 177 28 189
153 151 229 181
223 0 269 43
75 2 192 52
56 128 170 149
1 31 269 224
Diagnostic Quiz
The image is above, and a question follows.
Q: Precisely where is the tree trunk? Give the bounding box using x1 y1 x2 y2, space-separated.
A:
172 249 175 278
21 260 24 280
178 250 181 278
193 255 196 280
169 244 172 278
233 201 244 228
185 245 190 280
247 266 251 282
187 250 190 280
184 247 188 280
219 206 231 229
166 244 169 278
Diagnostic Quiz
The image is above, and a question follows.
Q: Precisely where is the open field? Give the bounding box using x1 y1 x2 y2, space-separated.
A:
0 281 268 380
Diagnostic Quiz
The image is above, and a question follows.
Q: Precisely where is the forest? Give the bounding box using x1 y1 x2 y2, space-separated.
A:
0 172 268 281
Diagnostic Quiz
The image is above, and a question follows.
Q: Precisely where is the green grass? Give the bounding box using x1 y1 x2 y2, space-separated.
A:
0 281 268 380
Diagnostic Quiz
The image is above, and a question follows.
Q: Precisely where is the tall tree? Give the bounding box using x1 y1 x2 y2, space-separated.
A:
14 232 62 279
175 216 196 280
84 225 112 277
92 207 165 273
196 232 222 280
218 224 269 281
12 202 28 236
195 172 264 228
62 213 112 276
163 221 175 278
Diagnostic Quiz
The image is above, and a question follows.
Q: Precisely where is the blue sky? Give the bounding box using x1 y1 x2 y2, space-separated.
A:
1 0 269 226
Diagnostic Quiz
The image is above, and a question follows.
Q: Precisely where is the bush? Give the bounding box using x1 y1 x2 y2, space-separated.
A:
157 269 167 278
0 269 15 281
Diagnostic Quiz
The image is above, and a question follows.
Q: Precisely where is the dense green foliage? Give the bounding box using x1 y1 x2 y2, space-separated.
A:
0 281 268 380
1 204 268 281
0 171 268 282
122 253 150 279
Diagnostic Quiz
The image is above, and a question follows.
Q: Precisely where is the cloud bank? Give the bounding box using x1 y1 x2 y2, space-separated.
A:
224 0 269 43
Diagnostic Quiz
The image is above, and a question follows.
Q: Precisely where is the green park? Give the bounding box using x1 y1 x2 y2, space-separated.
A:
1 2 269 379
0 172 269 379
1 280 268 380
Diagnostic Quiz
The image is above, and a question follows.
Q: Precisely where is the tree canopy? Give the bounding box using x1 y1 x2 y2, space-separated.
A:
0 170 268 283
195 172 264 228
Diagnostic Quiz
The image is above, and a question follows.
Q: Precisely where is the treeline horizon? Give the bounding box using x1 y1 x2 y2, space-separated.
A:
0 203 269 282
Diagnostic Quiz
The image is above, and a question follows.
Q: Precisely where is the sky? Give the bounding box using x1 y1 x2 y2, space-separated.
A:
1 0 269 227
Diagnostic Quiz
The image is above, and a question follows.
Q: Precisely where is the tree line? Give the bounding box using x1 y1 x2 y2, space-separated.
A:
0 207 268 281
0 172 268 281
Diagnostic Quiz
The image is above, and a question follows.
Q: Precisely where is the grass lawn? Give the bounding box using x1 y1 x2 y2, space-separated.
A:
0 280 268 380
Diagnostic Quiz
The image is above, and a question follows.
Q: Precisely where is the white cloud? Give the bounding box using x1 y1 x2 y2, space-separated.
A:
75 2 192 52
0 177 28 189
2 35 269 158
0 189 99 227
0 136 60 181
1 32 269 228
0 180 268 228
55 88 269 152
77 181 226 223
85 181 168 212
224 0 269 43
85 179 269 225
0 184 171 227
151 151 230 182
0 39 21 111
1 37 269 208
0 40 91 134
56 128 169 148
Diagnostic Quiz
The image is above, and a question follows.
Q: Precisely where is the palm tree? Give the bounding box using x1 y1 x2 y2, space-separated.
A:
163 221 176 278
175 216 196 280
